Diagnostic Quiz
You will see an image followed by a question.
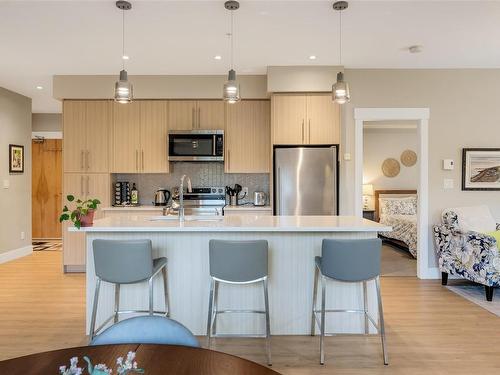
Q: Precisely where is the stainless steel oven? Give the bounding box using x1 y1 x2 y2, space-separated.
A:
168 130 224 161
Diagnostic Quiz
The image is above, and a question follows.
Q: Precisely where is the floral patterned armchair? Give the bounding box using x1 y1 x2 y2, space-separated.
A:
433 210 500 301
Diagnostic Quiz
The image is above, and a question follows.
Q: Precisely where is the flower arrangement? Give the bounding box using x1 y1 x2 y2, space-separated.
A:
59 352 144 375
59 195 101 229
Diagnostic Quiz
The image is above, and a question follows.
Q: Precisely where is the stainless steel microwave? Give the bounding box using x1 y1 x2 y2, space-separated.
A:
168 130 224 162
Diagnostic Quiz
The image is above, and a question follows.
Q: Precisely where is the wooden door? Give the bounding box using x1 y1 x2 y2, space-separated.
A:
112 102 141 173
140 101 169 173
32 139 62 239
197 100 225 130
63 101 86 172
271 94 307 145
168 101 196 130
85 101 111 173
225 101 270 173
306 94 340 145
62 173 86 268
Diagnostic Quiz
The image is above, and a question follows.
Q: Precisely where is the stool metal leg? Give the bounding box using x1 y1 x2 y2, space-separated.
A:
114 283 120 324
161 266 169 317
212 280 219 336
263 278 272 366
375 276 388 365
363 281 369 334
320 275 326 365
148 276 154 315
206 279 215 348
89 277 101 340
311 265 319 336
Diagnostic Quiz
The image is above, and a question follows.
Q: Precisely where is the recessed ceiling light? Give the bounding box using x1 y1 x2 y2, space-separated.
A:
214 55 222 60
122 55 130 60
36 86 43 90
309 55 317 60
408 45 423 54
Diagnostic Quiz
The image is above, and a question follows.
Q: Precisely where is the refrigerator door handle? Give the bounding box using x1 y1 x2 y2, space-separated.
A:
277 166 282 215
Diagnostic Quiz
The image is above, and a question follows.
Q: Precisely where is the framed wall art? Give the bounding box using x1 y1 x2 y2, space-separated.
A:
9 144 24 174
462 148 500 191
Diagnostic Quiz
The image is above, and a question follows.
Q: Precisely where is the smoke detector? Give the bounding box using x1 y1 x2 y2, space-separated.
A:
408 45 423 54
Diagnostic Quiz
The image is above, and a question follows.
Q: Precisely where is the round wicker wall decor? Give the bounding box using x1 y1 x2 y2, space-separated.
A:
382 158 401 177
401 149 417 167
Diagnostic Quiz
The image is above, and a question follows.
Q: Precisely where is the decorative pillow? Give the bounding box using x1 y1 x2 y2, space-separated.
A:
379 197 417 216
447 205 496 233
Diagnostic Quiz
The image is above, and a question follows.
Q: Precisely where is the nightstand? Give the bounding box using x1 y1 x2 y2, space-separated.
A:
363 210 375 221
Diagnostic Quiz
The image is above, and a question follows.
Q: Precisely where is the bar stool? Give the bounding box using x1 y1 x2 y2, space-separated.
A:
206 240 272 365
89 239 169 341
311 238 388 365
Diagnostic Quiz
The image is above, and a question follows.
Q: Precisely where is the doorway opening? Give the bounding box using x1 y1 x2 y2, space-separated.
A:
354 108 432 280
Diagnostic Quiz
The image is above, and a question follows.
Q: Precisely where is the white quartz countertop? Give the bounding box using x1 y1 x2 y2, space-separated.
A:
223 205 272 211
69 215 391 233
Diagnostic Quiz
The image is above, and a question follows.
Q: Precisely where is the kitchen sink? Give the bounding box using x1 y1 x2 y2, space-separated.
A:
148 215 223 222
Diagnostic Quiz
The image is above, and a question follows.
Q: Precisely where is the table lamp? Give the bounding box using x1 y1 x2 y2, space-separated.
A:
362 184 374 210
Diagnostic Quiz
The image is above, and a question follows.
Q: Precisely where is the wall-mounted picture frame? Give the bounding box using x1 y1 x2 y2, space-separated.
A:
462 148 500 191
9 144 24 174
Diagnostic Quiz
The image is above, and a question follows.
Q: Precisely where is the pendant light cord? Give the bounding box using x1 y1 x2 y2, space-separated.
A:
122 9 125 70
339 8 342 66
230 10 234 70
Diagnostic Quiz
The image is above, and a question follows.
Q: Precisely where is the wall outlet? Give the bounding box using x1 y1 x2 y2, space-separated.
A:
242 187 249 197
20 231 25 240
343 153 351 161
3 179 9 189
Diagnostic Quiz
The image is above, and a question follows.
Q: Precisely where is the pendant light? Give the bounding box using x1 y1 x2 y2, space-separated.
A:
114 0 133 104
222 1 241 104
332 1 350 104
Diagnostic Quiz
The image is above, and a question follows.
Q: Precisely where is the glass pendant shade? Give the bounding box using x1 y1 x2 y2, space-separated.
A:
114 69 133 103
332 72 350 104
223 69 240 104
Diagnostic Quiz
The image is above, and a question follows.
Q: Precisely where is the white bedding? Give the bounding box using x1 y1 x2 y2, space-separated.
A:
379 214 418 258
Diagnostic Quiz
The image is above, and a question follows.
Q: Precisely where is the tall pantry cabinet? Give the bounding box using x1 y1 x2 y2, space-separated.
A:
62 100 111 272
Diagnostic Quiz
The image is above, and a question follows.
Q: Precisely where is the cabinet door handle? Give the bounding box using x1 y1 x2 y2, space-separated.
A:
142 150 145 171
308 120 311 143
135 150 139 171
80 150 84 170
80 176 84 196
192 108 195 129
227 149 230 170
198 108 201 129
301 120 305 143
86 176 90 197
86 150 90 171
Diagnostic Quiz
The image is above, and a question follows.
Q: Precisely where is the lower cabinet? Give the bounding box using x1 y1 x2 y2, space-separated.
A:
62 173 110 272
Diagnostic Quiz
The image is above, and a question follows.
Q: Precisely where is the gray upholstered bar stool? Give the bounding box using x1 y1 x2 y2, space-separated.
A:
89 239 169 341
206 239 271 365
311 238 388 365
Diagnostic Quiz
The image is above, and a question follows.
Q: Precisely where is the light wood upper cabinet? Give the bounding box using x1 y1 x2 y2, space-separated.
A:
271 93 340 145
168 100 224 130
197 100 225 130
112 100 169 173
63 100 111 173
272 94 307 145
140 101 169 173
225 101 270 173
112 102 141 173
168 101 196 130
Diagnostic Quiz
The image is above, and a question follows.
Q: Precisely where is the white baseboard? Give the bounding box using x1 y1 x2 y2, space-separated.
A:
0 245 33 264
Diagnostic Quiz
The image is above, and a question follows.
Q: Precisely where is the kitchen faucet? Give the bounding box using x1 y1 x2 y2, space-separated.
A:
179 174 192 222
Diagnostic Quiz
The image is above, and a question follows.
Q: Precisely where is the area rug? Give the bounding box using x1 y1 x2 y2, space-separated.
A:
447 285 500 317
32 241 62 251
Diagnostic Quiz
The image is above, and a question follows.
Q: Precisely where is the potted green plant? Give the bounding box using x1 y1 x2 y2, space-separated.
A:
59 195 101 229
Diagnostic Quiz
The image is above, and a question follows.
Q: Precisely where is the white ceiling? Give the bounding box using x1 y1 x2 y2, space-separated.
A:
1 1 500 113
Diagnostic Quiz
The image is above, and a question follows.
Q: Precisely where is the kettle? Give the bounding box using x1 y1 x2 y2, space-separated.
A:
153 188 171 206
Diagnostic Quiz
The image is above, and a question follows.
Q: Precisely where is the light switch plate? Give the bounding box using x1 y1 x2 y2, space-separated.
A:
3 179 9 189
344 153 351 161
443 179 454 190
443 159 454 170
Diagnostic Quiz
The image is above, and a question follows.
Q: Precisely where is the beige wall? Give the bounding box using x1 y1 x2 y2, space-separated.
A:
0 87 32 255
267 66 342 92
53 75 268 100
32 113 61 132
342 69 500 267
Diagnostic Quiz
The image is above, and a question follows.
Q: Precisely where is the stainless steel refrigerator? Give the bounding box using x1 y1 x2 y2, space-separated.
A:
274 146 338 215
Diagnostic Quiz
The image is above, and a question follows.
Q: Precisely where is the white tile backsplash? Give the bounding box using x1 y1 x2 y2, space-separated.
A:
113 162 269 205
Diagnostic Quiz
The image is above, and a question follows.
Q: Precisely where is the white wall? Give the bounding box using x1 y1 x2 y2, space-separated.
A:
363 126 418 208
0 87 32 256
342 69 500 268
32 113 61 132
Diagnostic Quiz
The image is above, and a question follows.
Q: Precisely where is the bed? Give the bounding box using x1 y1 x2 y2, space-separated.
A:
375 190 418 258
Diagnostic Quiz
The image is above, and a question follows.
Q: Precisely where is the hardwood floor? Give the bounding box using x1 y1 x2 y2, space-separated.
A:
1 251 500 374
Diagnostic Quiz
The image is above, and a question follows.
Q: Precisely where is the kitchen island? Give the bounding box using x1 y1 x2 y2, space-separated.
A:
72 215 391 336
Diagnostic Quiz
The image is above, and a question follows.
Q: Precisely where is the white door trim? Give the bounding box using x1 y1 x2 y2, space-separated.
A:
353 108 434 279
